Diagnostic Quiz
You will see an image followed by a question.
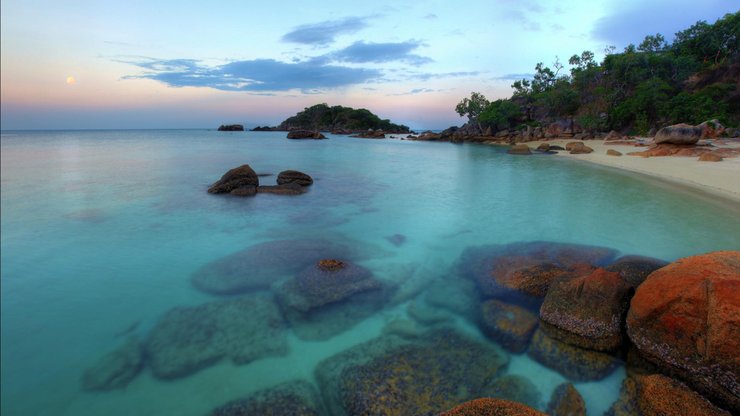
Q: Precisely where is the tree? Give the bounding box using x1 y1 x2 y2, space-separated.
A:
638 34 667 53
478 99 522 131
455 92 490 131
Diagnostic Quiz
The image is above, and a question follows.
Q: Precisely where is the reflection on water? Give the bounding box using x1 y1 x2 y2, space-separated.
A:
2 130 739 415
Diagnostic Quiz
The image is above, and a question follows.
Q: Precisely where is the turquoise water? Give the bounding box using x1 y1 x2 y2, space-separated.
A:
2 130 739 415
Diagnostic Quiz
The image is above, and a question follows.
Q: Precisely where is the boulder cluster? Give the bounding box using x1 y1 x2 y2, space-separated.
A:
207 164 313 197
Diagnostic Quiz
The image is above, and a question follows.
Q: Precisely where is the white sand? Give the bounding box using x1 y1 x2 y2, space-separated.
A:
526 139 740 204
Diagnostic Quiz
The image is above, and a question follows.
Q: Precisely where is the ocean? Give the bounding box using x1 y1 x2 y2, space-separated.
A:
2 129 739 415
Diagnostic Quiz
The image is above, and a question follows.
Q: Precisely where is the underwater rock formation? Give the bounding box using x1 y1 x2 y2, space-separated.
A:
276 260 392 341
208 380 325 416
458 241 617 301
316 328 509 415
81 336 143 391
605 255 668 288
626 251 740 413
547 383 586 416
440 398 546 416
144 294 287 379
191 238 357 295
539 268 631 351
479 299 538 352
527 328 618 381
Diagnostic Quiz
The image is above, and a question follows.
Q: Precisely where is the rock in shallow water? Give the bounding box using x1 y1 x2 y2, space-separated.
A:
208 164 259 194
208 380 325 416
527 328 618 381
316 328 509 415
539 268 631 351
547 383 586 416
482 374 542 409
191 238 357 295
277 170 313 186
605 255 667 288
81 336 143 391
626 250 740 413
144 294 287 379
440 398 546 416
458 241 617 301
480 299 538 353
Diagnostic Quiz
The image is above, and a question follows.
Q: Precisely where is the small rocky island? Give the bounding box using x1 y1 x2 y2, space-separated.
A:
217 124 244 131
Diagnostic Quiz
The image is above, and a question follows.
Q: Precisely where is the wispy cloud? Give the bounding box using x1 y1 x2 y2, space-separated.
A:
424 13 438 20
388 88 443 96
326 40 432 65
122 57 381 92
492 73 535 81
408 71 480 81
281 16 374 46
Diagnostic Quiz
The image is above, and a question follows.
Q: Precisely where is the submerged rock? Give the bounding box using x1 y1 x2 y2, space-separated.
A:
316 328 509 415
540 268 631 351
277 170 313 186
384 233 407 247
605 255 668 288
440 398 546 416
208 380 325 416
547 383 586 416
458 241 617 301
191 238 356 295
654 123 702 145
208 164 259 194
480 299 538 352
527 328 618 381
144 294 287 379
257 183 306 195
482 374 542 409
606 374 730 416
276 261 392 340
81 336 143 391
626 251 740 413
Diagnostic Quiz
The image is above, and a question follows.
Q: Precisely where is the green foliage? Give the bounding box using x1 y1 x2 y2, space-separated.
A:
478 99 522 130
458 12 739 133
280 103 409 132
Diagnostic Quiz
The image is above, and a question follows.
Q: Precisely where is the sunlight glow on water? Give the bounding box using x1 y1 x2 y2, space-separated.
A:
2 130 739 415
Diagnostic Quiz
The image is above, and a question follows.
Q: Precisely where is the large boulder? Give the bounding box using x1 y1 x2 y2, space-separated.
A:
316 328 509 415
540 268 632 351
208 380 326 415
480 299 538 352
547 383 586 416
604 130 623 141
277 170 313 186
654 123 702 145
527 328 618 381
81 336 143 391
191 238 357 295
145 294 287 379
698 119 725 138
440 398 546 416
606 374 730 416
287 130 326 140
207 164 259 194
626 251 740 413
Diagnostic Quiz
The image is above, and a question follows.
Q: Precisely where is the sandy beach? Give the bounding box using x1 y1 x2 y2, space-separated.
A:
526 139 740 204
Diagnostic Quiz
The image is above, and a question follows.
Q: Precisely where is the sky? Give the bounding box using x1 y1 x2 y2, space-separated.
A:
1 0 736 130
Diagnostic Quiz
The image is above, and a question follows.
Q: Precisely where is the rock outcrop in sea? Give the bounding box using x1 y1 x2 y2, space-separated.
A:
217 124 244 131
207 164 259 195
287 130 326 140
208 165 313 197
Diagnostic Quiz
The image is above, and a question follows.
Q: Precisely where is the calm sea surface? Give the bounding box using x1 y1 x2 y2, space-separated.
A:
2 130 739 415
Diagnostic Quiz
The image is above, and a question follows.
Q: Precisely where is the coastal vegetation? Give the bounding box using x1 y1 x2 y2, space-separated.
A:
265 103 410 133
457 12 739 135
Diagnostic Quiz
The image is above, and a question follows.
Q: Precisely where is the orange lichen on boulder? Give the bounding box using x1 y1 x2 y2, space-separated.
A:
317 259 346 272
626 251 740 413
440 398 546 416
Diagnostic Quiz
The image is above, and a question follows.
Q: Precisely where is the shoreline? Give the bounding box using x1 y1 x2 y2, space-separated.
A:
524 139 740 205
